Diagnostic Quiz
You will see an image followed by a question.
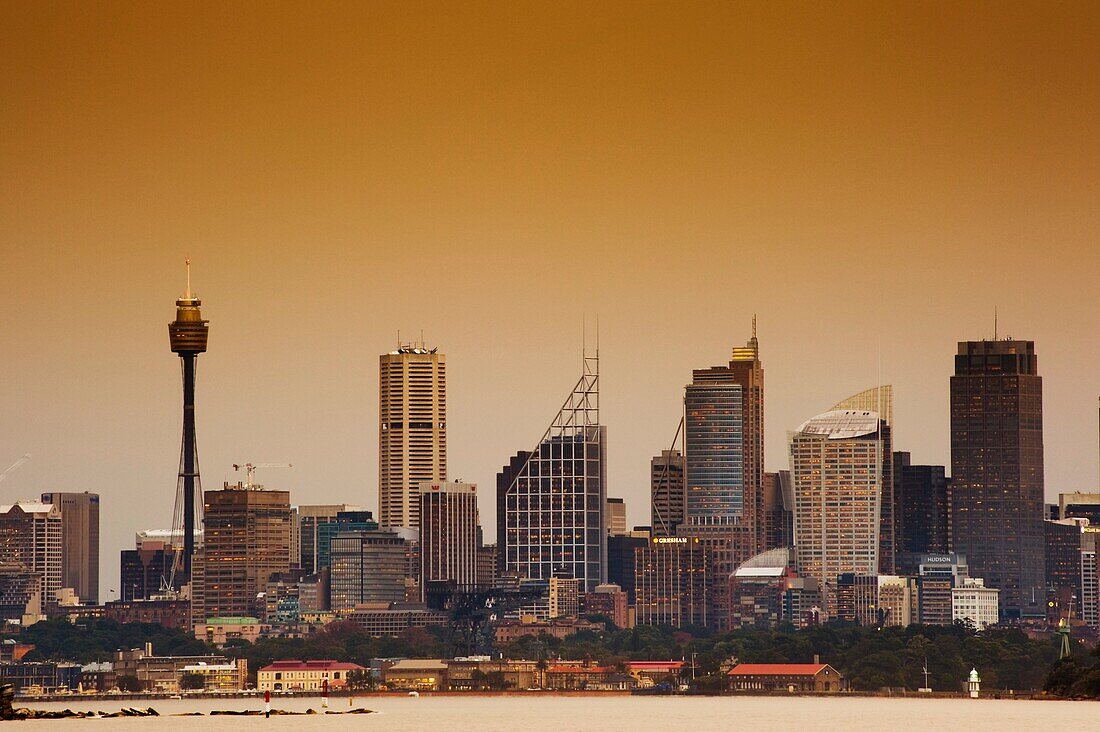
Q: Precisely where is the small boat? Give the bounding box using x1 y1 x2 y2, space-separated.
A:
408 691 420 697
631 682 675 696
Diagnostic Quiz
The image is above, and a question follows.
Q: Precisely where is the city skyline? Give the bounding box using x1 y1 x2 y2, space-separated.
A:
2 2 1099 602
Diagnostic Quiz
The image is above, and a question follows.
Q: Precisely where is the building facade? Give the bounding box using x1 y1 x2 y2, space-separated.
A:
893 455 950 555
634 537 708 628
40 492 99 604
951 578 1000 629
0 502 62 610
950 339 1045 618
790 410 884 616
328 531 407 611
198 484 292 621
419 481 479 598
650 449 685 538
379 344 446 531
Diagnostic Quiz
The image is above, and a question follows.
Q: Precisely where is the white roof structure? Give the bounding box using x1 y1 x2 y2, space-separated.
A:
796 410 880 440
0 501 58 515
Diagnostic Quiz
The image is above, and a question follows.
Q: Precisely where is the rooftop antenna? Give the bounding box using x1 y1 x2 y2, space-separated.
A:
752 313 757 340
397 329 401 348
994 307 998 340
420 329 425 349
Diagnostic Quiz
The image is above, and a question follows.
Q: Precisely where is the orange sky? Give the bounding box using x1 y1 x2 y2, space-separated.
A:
2 1 1098 597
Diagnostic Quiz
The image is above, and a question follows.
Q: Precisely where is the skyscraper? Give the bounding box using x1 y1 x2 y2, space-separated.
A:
832 386 893 574
378 343 446 531
634 537 708 628
677 325 763 630
0 502 61 610
167 260 209 584
950 339 1045 618
328 530 407 611
419 481 479 599
293 504 365 573
197 482 292 620
497 352 606 592
790 410 884 615
40 492 99 604
650 448 685 538
892 454 950 556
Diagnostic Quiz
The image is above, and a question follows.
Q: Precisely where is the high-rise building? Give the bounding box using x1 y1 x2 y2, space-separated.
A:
832 386 894 574
790 410 884 615
316 511 379 572
378 343 446 531
762 471 793 551
650 449 684 538
497 353 606 592
197 483 292 621
328 530 407 611
1059 492 1100 525
0 502 61 609
950 339 1045 618
419 481 479 599
634 537 708 628
1045 518 1096 621
40 492 99 604
916 553 970 626
605 498 627 537
294 504 364 573
606 534 648 604
167 260 209 584
677 326 764 630
0 566 43 622
892 455 950 555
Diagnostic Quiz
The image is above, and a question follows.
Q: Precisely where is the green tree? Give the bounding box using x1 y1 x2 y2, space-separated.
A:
179 673 206 691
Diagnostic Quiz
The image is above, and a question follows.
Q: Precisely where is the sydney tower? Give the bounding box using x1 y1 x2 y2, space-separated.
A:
167 259 209 584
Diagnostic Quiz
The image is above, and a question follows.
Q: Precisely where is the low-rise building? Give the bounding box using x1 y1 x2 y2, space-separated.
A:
583 584 631 628
179 660 248 691
105 599 192 629
256 659 365 692
727 663 843 692
344 602 447 637
627 660 685 685
382 659 447 691
444 658 538 691
493 617 604 644
0 661 81 694
197 617 269 645
112 643 238 693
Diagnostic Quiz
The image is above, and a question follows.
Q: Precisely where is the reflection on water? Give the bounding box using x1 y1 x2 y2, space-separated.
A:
21 694 1089 730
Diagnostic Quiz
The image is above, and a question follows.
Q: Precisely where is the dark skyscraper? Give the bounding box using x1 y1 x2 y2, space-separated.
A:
167 260 209 585
40 492 99 604
650 448 685 538
892 453 950 556
950 339 1045 618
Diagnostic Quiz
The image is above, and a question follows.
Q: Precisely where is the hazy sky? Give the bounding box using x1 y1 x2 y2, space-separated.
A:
2 2 1098 599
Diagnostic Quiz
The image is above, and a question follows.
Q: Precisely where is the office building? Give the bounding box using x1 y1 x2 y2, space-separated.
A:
916 553 970 626
328 530 407 611
294 504 364 573
1059 492 1100 525
634 537 708 628
950 339 1045 618
0 566 43 622
379 343 446 531
1045 518 1097 620
833 386 894 573
650 449 685 538
40 492 99 604
584 583 630 628
197 483 292 621
952 578 1000 629
677 326 764 630
762 471 793 551
729 547 798 630
606 498 627 537
316 511 378 571
0 502 62 609
607 534 647 604
497 353 606 592
419 481 479 599
892 454 950 555
834 573 915 627
790 410 885 616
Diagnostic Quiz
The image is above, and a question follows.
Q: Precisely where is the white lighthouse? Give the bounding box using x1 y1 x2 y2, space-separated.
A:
967 668 981 698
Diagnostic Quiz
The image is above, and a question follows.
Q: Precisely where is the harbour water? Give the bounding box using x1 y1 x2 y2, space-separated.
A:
18 694 1093 730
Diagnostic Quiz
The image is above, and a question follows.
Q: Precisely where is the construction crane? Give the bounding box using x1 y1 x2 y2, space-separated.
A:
0 454 30 485
232 462 292 489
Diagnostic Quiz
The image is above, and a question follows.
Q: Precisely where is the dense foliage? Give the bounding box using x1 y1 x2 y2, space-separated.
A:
16 618 212 663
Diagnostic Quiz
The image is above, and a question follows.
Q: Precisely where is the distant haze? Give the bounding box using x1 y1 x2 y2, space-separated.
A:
1 2 1098 600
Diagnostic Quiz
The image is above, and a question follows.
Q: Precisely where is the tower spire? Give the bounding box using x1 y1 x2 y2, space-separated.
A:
185 258 192 299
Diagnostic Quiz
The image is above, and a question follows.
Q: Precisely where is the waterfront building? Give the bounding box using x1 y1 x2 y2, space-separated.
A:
328 530 407 611
419 481 479 599
790 410 885 615
497 352 606 592
650 449 685 538
892 455 950 555
383 659 448 691
379 343 446 531
951 578 1000 629
256 659 365 692
727 663 843 692
39 492 99 604
344 602 448 637
634 537 708 628
950 339 1045 618
0 502 61 610
0 661 81 694
113 643 242 692
179 660 249 691
197 483 292 621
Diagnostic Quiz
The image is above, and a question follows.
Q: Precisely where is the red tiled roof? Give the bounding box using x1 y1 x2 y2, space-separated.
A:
727 663 828 676
260 659 364 672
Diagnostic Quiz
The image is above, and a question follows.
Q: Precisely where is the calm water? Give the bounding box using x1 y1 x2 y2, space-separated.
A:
19 694 1094 730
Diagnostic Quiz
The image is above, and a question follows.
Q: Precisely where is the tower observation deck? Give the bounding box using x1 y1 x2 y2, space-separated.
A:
168 259 209 586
